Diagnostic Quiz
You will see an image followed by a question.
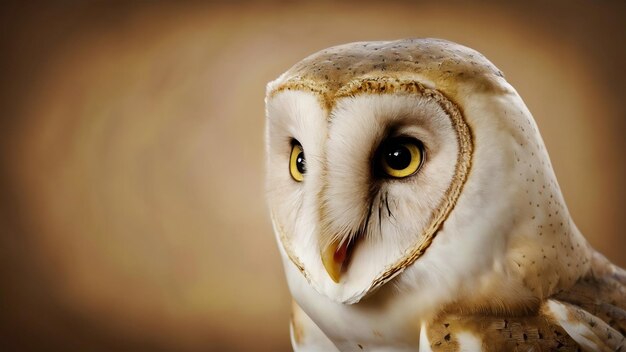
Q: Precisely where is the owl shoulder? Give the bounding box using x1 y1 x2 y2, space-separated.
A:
424 253 626 351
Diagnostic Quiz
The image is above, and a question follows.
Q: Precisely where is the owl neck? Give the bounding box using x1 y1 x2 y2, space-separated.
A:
444 213 593 317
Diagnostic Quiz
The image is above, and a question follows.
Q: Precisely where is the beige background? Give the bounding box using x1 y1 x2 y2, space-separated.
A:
0 1 624 351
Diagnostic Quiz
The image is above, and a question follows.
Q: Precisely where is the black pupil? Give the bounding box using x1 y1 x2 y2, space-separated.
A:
296 152 306 174
384 144 411 170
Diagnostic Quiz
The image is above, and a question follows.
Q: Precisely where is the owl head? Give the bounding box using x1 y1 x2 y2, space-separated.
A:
265 39 591 307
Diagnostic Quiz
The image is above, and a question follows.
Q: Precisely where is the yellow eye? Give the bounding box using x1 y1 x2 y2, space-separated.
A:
379 138 423 178
289 143 306 182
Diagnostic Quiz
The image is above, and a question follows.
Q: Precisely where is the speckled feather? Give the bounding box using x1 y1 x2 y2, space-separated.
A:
426 310 580 352
268 38 505 111
426 253 626 351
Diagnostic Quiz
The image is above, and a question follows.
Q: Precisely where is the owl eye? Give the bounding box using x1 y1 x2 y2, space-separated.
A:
378 137 424 178
289 142 306 182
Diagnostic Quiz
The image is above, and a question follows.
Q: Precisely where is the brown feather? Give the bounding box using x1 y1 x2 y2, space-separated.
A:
426 252 626 351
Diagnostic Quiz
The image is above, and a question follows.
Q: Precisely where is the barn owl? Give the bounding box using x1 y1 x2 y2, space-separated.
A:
264 39 626 351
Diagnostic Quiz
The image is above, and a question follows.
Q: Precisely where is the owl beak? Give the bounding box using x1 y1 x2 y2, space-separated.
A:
321 239 351 283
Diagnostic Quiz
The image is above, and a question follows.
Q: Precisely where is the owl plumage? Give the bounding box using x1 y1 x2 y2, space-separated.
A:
264 39 626 351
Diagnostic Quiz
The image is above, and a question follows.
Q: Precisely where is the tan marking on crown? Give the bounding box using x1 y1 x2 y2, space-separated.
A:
269 38 506 111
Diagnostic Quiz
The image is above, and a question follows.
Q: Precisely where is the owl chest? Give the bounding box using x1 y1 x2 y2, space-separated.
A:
286 267 423 351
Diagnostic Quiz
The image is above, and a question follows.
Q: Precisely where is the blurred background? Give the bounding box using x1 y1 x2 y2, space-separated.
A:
0 1 624 351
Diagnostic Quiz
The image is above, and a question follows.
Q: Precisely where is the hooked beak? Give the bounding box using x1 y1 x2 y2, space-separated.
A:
320 239 353 283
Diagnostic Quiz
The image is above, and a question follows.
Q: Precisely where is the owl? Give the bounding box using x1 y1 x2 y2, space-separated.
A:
264 39 626 351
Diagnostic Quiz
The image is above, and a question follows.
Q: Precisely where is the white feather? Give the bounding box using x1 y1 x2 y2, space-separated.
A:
265 39 594 350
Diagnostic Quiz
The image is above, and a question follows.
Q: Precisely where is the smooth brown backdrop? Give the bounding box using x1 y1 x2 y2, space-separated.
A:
1 1 624 351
